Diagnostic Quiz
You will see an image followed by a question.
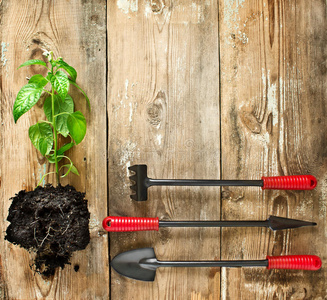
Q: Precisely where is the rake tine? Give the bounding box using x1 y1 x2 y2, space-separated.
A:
128 165 138 173
129 175 137 182
127 165 149 201
130 185 137 192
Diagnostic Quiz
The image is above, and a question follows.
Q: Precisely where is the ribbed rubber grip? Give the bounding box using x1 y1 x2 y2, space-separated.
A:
267 255 322 270
102 216 159 232
262 175 317 190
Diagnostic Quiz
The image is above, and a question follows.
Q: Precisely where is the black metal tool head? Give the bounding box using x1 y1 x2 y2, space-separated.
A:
111 248 158 281
128 164 149 201
268 215 317 230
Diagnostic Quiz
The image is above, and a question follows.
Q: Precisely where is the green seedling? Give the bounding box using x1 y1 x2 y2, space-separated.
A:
13 49 90 185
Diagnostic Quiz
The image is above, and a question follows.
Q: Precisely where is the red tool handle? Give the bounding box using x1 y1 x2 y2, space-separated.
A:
102 216 159 232
262 175 317 190
267 255 321 270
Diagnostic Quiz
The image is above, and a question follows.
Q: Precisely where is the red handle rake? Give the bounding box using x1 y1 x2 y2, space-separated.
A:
129 165 317 201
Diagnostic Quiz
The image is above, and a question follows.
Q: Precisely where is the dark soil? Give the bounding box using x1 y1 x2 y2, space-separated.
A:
5 184 90 277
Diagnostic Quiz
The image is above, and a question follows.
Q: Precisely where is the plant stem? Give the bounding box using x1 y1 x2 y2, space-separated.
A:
53 112 70 118
37 171 56 187
51 86 60 185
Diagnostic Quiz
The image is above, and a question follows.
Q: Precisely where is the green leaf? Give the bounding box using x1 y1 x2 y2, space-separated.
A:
70 165 80 176
47 143 75 163
38 137 51 156
28 74 48 87
44 94 74 136
13 82 47 123
29 122 53 156
17 59 47 69
57 59 77 82
69 79 90 110
43 96 53 122
47 71 69 100
67 111 86 145
58 142 75 155
61 164 79 177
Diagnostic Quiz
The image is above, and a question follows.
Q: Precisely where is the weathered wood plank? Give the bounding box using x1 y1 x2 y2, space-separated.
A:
219 0 327 298
1 0 325 298
0 0 109 299
108 0 220 299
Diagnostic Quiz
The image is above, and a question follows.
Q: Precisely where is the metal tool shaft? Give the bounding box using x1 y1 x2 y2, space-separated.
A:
159 220 268 228
103 216 316 232
148 178 263 187
141 258 269 269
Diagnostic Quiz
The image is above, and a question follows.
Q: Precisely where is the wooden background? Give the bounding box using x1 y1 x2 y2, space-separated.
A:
0 0 326 299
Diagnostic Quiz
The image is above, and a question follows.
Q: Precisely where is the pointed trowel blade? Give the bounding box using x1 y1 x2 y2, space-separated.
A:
268 215 317 230
111 248 158 282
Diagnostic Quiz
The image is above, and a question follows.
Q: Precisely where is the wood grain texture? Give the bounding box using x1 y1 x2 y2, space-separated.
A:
219 0 327 299
108 0 220 299
0 0 109 299
1 0 326 299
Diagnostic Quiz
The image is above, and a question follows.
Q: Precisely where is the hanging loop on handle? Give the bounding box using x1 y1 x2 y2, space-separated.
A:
267 255 322 270
262 175 317 190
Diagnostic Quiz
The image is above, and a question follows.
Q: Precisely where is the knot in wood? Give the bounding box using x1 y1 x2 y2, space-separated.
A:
147 104 162 126
240 110 261 134
147 91 166 127
151 0 164 13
